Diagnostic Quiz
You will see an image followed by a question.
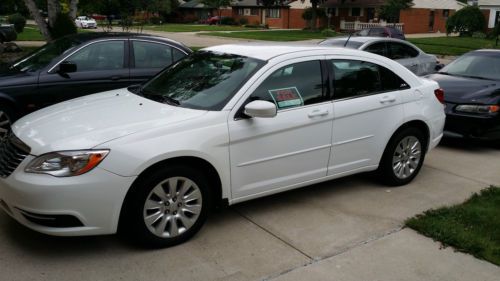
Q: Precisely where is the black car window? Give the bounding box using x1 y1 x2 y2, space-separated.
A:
173 48 187 62
441 52 500 81
331 60 409 100
133 41 174 69
387 42 419 59
249 60 326 110
364 42 387 57
67 40 125 71
369 28 385 36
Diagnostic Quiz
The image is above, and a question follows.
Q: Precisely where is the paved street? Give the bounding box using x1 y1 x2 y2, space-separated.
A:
1 138 499 281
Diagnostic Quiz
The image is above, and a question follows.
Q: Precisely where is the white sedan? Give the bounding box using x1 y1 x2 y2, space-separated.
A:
74 16 97 29
0 44 445 248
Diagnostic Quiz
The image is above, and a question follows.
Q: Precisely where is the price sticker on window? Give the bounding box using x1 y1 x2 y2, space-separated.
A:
268 87 303 109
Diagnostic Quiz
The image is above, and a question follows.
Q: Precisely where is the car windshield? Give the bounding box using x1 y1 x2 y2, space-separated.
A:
10 37 81 72
138 51 265 110
319 39 363 49
440 52 500 81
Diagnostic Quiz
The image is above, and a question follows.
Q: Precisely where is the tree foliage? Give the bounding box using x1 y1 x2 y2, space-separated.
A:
50 12 77 39
446 6 485 36
7 13 27 33
201 0 231 19
379 0 413 23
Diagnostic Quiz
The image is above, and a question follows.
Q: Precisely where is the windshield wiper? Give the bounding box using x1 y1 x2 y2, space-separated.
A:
137 87 180 106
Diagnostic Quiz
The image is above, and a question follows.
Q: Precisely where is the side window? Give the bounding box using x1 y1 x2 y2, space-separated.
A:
249 60 325 110
358 29 369 36
364 42 387 57
331 60 409 100
388 43 419 59
172 48 187 62
133 41 174 69
369 28 385 36
66 41 125 71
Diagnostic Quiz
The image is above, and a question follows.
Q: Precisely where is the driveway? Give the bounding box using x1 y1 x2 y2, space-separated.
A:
1 138 499 281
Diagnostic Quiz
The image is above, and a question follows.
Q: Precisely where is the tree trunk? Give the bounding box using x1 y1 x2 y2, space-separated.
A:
69 0 79 20
311 5 318 30
23 0 52 41
47 0 61 28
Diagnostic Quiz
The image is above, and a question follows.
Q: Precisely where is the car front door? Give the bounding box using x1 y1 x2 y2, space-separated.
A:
327 58 411 175
37 39 130 108
228 58 333 199
129 40 189 84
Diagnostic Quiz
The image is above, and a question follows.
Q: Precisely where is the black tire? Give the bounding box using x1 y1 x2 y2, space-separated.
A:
377 127 427 186
0 104 14 140
120 165 212 248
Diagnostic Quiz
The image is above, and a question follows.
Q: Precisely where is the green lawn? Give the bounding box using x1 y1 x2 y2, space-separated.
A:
16 24 92 41
409 37 500 56
406 187 500 265
201 30 338 41
143 24 256 33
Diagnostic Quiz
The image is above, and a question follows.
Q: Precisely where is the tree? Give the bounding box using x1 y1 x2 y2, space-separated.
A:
23 0 80 41
260 0 283 26
201 0 231 21
446 6 485 36
309 0 327 30
379 0 413 23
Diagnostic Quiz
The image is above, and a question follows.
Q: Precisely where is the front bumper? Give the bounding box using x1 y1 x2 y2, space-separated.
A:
444 103 500 140
0 155 136 236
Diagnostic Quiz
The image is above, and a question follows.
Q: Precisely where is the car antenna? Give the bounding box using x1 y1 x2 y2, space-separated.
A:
344 31 354 47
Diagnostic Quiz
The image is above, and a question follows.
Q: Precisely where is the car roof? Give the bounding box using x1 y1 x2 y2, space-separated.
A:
323 36 408 44
203 43 384 61
61 32 190 52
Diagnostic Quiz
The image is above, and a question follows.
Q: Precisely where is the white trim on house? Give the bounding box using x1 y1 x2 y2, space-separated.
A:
412 0 466 10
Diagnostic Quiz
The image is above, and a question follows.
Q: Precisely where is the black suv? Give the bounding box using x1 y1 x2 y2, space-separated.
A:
0 33 192 137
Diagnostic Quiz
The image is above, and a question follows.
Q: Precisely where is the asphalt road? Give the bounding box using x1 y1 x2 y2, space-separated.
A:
1 138 499 281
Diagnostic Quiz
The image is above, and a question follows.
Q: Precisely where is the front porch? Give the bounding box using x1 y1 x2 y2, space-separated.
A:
339 20 404 32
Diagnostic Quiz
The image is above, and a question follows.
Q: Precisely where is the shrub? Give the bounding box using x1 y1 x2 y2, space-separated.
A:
301 8 326 21
446 6 485 36
239 18 248 26
50 13 77 39
220 17 236 25
7 13 26 33
149 16 163 25
321 28 336 37
472 31 486 38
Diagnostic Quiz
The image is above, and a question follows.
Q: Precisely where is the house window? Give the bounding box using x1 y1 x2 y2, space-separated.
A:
237 8 244 16
251 8 259 16
327 8 337 17
267 8 280 18
443 9 450 18
351 8 361 17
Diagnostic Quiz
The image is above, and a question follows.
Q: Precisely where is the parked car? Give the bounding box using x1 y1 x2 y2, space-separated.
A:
0 24 17 43
319 37 438 76
426 49 500 140
0 44 445 247
0 32 191 138
207 16 227 25
74 16 98 29
355 26 406 40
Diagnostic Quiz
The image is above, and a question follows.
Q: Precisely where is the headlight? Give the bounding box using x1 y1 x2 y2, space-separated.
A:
25 150 109 177
455 105 499 114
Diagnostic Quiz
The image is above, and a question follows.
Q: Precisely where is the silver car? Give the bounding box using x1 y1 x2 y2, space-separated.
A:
319 37 438 76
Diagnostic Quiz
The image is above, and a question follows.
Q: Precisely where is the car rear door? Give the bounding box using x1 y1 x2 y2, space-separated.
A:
129 40 189 84
387 42 420 75
37 39 130 107
228 57 333 199
326 58 411 175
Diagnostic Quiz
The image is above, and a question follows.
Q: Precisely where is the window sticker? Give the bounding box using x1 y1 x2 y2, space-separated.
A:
268 87 304 109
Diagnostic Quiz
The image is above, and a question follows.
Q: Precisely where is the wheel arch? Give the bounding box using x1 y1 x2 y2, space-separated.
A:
117 156 224 231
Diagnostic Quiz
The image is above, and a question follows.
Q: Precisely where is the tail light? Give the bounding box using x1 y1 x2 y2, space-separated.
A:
434 88 445 104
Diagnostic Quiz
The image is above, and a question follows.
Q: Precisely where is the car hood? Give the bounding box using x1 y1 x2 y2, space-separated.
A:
13 89 208 155
426 73 500 104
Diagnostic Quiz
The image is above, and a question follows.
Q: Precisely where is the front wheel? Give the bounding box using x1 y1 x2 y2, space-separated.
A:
120 165 212 248
377 127 426 186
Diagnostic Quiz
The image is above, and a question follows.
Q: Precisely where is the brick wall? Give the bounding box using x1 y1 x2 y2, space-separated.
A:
481 9 491 31
400 8 455 34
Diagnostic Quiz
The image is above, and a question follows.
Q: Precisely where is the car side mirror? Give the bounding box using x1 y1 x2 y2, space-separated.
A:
58 61 77 74
244 100 277 118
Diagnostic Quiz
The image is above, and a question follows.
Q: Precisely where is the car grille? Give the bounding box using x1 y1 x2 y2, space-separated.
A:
0 133 31 178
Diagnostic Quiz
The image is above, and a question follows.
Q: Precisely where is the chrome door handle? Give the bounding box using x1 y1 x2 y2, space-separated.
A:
308 109 329 118
380 95 396 103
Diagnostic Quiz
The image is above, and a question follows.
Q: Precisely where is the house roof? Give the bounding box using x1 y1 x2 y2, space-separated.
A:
324 0 385 8
412 0 466 10
179 0 210 9
231 0 292 7
478 0 500 6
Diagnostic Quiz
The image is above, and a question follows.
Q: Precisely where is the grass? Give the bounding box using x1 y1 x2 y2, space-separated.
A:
409 37 500 56
16 24 92 41
201 30 336 41
406 187 500 265
143 24 256 33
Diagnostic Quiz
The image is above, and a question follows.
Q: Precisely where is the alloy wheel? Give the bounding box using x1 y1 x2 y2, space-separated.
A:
143 176 203 238
392 136 422 179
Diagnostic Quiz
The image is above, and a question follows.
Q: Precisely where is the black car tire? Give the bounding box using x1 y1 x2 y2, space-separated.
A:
377 127 426 186
120 165 212 248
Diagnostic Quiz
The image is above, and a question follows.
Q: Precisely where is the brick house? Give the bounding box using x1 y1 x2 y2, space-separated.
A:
231 0 292 27
476 0 500 29
177 0 232 23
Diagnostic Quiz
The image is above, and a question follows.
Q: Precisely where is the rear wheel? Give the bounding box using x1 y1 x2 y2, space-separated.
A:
377 127 426 186
120 165 212 248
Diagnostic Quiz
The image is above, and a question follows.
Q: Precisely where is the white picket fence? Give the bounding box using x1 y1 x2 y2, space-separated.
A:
340 20 404 31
